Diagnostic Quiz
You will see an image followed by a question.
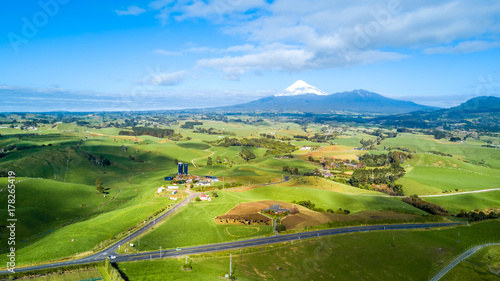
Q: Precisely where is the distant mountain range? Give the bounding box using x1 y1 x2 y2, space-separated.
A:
374 96 500 130
213 80 438 114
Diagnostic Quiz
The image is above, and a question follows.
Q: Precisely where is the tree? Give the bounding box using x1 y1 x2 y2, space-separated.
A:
207 156 213 166
174 159 179 165
240 148 256 162
96 178 104 193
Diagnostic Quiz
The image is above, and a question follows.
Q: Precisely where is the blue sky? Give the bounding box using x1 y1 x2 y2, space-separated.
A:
1 0 500 112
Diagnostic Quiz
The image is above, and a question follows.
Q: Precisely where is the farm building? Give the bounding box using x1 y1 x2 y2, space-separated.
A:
167 186 179 190
204 176 219 182
171 190 178 195
196 181 211 186
264 204 289 214
157 187 165 193
169 197 178 201
199 194 211 201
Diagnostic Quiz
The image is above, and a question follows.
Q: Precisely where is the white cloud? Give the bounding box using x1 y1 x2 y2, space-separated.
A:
423 41 500 55
148 70 188 86
148 1 500 78
198 47 313 76
116 5 147 16
225 44 255 52
153 49 182 56
150 0 269 24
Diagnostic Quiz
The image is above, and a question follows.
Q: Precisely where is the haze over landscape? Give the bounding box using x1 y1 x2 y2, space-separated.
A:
1 1 500 112
1 2 500 281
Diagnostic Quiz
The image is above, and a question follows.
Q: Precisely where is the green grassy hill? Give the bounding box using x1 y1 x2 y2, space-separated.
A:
0 178 107 244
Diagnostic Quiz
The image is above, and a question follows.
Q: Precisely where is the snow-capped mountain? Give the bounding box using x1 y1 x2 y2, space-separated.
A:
212 82 439 114
275 80 329 96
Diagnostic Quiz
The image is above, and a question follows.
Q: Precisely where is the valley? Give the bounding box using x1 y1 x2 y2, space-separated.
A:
0 103 499 280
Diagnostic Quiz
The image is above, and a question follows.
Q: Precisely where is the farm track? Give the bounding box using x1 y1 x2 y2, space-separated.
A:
191 150 215 167
354 188 500 198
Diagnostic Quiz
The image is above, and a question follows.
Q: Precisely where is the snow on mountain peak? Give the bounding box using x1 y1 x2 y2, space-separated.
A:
276 80 328 96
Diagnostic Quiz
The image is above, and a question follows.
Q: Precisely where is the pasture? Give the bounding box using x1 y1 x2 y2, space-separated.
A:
136 185 427 251
118 220 500 281
441 245 500 280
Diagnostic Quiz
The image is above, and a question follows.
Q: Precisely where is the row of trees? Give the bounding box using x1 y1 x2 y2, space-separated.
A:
359 151 411 167
215 137 296 155
239 148 256 161
455 210 499 221
194 127 235 135
282 165 299 175
349 163 406 187
86 153 112 167
180 121 203 129
402 195 447 216
119 127 175 138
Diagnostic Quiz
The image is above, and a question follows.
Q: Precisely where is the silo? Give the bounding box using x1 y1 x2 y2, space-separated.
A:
178 163 183 174
184 163 188 175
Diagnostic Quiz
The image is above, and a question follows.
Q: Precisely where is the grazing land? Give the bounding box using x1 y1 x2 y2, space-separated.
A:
117 220 500 281
0 112 499 279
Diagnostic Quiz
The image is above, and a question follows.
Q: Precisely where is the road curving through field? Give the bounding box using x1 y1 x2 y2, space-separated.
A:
429 243 500 281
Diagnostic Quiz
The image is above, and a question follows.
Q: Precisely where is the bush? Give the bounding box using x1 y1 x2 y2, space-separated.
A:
276 224 286 232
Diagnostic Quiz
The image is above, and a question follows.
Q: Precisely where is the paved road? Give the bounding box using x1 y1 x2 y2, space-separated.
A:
429 243 500 281
2 222 459 274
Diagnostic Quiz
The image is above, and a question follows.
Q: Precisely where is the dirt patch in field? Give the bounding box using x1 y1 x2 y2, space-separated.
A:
281 210 421 230
317 145 354 152
281 211 334 230
215 200 299 226
217 201 421 230
301 145 363 161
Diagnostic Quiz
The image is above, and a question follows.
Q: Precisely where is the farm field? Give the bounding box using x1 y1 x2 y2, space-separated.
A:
0 178 108 244
14 267 103 281
118 220 500 281
381 133 500 169
441 245 500 280
132 192 275 251
135 185 427 251
424 191 500 213
0 113 499 276
297 144 366 160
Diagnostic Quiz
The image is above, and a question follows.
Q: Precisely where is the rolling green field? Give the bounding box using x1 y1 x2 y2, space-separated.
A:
441 245 500 280
118 220 500 281
382 133 500 169
0 178 108 243
137 186 426 250
424 191 500 213
396 152 500 212
1 115 499 274
135 192 274 251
